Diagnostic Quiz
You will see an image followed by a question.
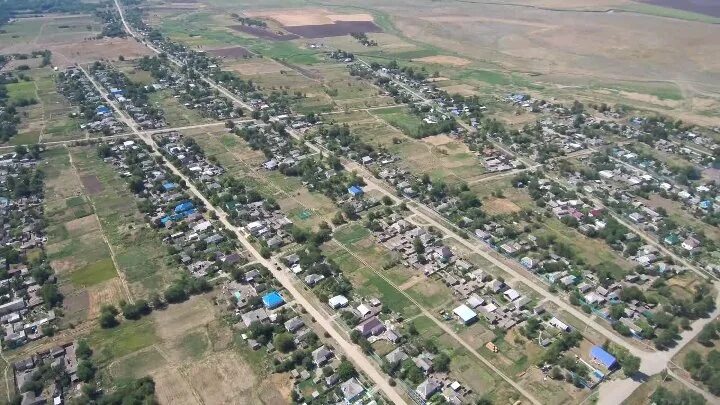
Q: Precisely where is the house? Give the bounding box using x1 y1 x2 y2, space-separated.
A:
453 304 477 325
590 346 618 369
312 345 334 366
503 289 520 302
549 317 570 332
356 316 386 337
262 291 285 309
357 304 372 317
520 256 536 269
241 308 269 327
385 347 408 364
284 316 304 332
348 185 364 198
416 379 441 400
329 295 349 309
681 237 701 252
664 234 680 245
340 378 365 404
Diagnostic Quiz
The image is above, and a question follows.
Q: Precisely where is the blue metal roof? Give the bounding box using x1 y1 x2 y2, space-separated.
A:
348 185 363 195
262 291 285 309
590 346 617 368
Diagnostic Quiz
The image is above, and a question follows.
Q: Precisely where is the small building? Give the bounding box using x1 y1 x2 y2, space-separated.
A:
590 346 618 369
348 185 364 198
453 304 477 325
328 295 349 309
262 291 285 309
340 378 365 404
416 379 440 400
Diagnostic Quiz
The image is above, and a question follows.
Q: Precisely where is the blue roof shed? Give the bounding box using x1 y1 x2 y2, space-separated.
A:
590 346 617 369
163 182 177 191
262 291 285 309
348 185 364 197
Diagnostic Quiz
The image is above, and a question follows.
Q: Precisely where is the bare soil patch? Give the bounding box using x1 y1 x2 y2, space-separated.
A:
285 21 382 38
51 258 79 275
246 9 334 26
415 55 472 66
484 197 522 215
152 295 215 340
422 134 456 146
80 174 103 194
440 84 477 96
152 368 200 405
184 352 256 403
62 289 90 315
64 213 99 236
227 59 285 75
50 37 152 65
87 279 124 319
228 25 299 41
206 46 253 59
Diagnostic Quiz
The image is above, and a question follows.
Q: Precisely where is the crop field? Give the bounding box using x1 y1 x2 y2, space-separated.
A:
42 147 120 326
67 146 182 297
2 68 86 145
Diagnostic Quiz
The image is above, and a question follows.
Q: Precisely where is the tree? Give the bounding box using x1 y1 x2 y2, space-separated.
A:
77 360 95 382
621 355 641 376
337 360 357 380
99 305 119 328
684 350 703 371
697 323 718 346
76 340 92 360
274 333 296 353
434 352 451 372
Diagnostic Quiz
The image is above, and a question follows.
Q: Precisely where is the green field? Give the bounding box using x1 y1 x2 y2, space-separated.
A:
69 258 117 287
372 106 424 138
6 81 37 103
88 318 158 366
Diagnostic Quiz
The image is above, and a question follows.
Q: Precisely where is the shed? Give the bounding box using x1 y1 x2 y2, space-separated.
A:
348 185 364 197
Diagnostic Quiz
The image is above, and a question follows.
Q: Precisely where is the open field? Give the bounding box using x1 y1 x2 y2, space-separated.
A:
104 296 292 405
66 146 182 297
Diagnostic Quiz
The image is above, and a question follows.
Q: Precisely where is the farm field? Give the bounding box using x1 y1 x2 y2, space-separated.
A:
65 146 183 298
2 67 86 146
42 147 117 326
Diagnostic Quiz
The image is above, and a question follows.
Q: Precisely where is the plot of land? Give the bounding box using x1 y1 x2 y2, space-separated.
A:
284 21 382 38
206 46 253 58
414 55 472 66
228 25 299 41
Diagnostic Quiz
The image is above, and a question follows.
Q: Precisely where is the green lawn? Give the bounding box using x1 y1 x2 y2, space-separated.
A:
68 257 117 287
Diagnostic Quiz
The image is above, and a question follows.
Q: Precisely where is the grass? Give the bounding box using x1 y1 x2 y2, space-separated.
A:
6 81 37 103
372 106 423 138
68 257 117 287
179 329 210 359
333 223 370 245
88 318 158 366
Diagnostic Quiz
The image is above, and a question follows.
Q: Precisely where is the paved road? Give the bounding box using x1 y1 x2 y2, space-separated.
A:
80 51 408 404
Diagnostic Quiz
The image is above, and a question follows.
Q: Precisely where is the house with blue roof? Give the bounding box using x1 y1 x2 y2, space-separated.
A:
348 185 364 198
174 201 194 213
162 182 177 191
262 291 285 309
700 200 713 209
590 346 617 370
